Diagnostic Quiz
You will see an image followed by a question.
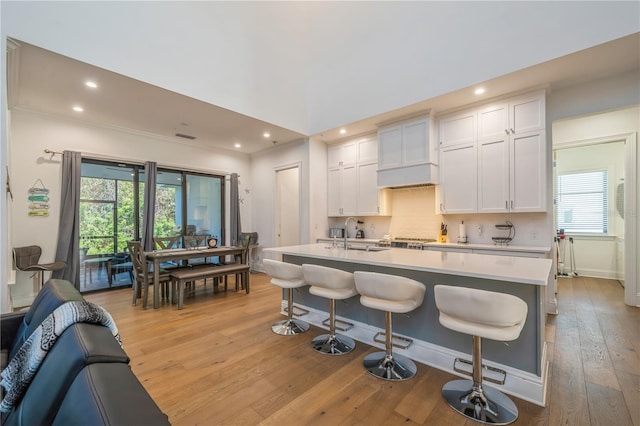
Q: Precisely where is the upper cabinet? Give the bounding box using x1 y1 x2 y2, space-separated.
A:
328 136 390 217
438 110 476 147
328 141 357 168
377 115 437 188
438 90 547 214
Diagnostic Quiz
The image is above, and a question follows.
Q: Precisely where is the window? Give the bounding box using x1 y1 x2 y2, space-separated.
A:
79 161 225 292
556 170 608 234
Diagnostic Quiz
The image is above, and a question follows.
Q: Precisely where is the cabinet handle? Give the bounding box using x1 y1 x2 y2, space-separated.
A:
505 201 508 209
504 129 509 135
511 200 514 209
510 128 515 134
440 203 444 212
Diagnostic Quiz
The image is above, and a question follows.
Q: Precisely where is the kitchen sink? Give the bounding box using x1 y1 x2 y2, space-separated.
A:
346 245 389 252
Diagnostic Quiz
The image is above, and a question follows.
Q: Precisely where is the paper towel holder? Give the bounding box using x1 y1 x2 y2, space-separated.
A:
457 220 468 244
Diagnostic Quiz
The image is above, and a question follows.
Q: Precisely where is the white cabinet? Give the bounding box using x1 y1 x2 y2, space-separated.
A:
439 143 477 213
328 141 356 168
439 90 546 214
357 137 378 164
378 117 429 169
328 164 356 216
328 136 389 217
357 162 391 216
478 137 510 212
439 110 477 147
377 116 437 188
478 94 544 138
477 131 546 213
378 125 403 169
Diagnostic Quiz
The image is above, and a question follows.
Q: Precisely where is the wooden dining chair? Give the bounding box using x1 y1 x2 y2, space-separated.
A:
153 236 181 250
128 241 172 308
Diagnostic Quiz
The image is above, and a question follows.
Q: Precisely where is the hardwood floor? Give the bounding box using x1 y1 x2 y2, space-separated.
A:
85 275 639 425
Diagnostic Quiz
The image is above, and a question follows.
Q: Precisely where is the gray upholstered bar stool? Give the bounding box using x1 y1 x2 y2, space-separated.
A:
434 285 528 425
301 264 358 355
263 259 310 335
354 271 426 381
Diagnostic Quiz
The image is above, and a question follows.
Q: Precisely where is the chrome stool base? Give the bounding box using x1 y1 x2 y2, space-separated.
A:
271 319 309 336
442 379 518 425
363 351 417 381
311 334 355 355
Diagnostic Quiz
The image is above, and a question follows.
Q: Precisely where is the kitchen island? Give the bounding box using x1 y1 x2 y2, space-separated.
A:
264 243 552 406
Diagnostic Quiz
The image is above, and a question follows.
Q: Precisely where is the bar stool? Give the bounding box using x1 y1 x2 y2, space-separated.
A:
354 271 426 381
301 264 358 355
434 285 527 425
263 259 310 335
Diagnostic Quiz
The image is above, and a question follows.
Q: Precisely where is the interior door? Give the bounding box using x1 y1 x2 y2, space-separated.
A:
276 166 300 247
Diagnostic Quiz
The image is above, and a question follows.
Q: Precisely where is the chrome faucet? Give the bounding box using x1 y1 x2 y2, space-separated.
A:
344 216 357 250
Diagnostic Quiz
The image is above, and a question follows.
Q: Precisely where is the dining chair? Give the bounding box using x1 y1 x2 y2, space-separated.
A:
128 241 172 308
107 251 134 287
153 236 181 250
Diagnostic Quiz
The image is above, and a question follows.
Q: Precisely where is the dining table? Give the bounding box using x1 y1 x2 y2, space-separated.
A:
144 246 245 309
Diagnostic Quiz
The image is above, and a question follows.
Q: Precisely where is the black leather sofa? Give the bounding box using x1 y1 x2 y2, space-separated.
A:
0 279 169 425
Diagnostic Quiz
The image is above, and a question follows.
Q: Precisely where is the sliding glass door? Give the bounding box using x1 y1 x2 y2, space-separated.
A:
78 160 225 293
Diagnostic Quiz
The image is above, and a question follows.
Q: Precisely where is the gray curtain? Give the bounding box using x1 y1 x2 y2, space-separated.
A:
141 161 157 251
53 151 81 286
230 173 242 246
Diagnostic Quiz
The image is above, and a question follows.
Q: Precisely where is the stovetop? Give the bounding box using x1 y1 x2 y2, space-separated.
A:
392 237 437 243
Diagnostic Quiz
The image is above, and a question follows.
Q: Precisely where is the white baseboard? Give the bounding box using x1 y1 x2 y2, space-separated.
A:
282 302 548 407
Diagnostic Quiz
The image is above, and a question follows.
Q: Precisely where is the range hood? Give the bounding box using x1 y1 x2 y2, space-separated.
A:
377 162 438 188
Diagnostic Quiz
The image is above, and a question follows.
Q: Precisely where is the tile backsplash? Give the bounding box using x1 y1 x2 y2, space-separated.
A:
388 186 442 239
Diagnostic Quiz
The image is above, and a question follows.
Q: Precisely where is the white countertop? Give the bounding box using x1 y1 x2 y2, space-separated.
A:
266 243 551 286
424 242 552 253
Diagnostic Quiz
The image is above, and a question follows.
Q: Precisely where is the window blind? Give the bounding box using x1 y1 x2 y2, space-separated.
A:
556 170 608 234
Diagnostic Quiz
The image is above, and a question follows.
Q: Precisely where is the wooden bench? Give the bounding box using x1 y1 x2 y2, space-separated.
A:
170 263 250 309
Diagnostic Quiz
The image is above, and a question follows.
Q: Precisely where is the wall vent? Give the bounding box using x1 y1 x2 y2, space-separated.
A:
175 133 196 140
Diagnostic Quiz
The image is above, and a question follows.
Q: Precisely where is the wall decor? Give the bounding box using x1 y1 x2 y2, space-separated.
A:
28 179 50 217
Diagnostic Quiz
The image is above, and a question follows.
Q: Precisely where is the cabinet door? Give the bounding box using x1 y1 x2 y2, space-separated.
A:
478 137 510 212
327 141 356 168
439 110 476 147
341 165 357 216
440 143 477 213
358 137 378 164
402 118 429 165
378 125 402 169
478 103 509 139
510 94 544 134
510 130 546 212
327 168 342 216
357 162 380 215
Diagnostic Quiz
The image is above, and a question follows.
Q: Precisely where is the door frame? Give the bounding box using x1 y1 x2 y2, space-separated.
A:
274 162 301 247
553 132 637 306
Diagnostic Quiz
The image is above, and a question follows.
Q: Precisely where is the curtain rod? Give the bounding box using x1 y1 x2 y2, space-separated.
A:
43 149 236 177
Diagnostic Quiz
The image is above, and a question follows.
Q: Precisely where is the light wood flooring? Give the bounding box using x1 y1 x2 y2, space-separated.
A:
85 275 639 425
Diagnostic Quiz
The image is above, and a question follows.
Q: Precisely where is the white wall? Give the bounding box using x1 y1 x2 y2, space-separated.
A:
0 1 309 134
250 139 309 267
7 109 251 295
2 2 638 135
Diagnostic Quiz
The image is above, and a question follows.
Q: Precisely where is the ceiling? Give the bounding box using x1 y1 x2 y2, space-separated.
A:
8 34 640 153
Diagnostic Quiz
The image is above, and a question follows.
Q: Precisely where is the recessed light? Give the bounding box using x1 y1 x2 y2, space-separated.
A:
474 87 485 95
263 132 270 138
72 106 84 112
85 81 98 89
234 143 241 148
339 128 346 135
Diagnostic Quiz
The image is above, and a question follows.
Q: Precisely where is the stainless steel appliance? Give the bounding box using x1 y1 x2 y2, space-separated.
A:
380 237 437 250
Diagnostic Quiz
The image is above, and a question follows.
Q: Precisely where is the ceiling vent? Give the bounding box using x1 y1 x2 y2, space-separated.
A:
175 133 196 140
